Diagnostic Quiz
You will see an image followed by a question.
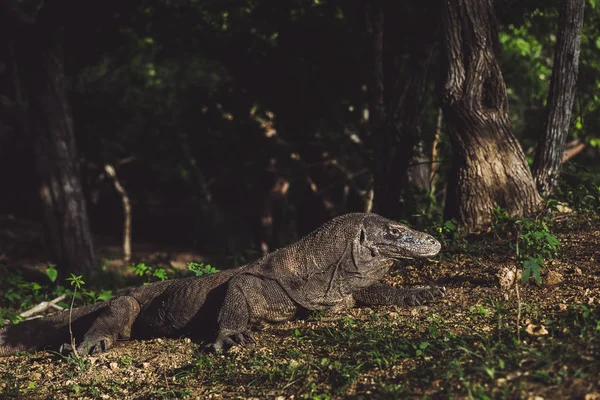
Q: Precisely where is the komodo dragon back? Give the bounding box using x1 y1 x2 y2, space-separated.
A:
1 212 445 356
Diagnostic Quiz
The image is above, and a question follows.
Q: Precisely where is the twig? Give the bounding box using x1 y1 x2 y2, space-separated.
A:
69 286 80 359
515 226 522 344
164 369 170 391
364 174 374 213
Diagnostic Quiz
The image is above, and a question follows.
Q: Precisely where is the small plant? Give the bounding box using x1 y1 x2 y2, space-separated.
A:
491 208 560 284
66 273 85 359
515 218 560 284
129 263 169 283
21 381 35 395
187 262 220 276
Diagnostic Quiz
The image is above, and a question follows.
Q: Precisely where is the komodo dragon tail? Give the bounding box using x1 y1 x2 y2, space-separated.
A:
0 302 107 356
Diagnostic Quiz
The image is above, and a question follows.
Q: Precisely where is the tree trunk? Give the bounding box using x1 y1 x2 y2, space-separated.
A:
369 0 434 217
533 0 585 197
367 0 388 214
14 3 96 277
440 0 543 232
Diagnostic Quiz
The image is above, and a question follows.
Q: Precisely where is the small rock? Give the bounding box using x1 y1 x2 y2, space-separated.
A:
585 393 600 400
558 303 568 311
574 267 582 275
545 271 563 286
497 267 516 290
525 324 548 336
556 203 573 213
109 362 119 370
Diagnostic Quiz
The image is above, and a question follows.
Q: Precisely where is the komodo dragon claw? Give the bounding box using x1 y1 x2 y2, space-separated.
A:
406 286 446 306
212 330 257 352
59 339 108 356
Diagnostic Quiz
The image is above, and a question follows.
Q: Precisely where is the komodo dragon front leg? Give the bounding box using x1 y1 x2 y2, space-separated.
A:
213 274 297 352
353 284 446 307
61 296 141 355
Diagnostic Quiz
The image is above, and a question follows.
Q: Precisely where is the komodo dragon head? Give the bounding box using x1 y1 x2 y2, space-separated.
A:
360 214 441 260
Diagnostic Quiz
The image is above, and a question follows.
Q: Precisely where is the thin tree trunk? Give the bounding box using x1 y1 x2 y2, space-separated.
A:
14 3 95 277
104 165 131 262
441 0 543 232
533 0 585 197
429 108 443 190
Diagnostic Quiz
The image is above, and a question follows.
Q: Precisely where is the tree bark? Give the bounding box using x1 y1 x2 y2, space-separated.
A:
440 0 543 232
11 2 96 276
533 0 585 197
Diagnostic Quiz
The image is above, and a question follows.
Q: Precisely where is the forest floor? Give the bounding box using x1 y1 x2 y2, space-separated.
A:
0 212 599 399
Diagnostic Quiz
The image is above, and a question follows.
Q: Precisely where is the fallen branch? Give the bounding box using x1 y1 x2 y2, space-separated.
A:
2 294 66 324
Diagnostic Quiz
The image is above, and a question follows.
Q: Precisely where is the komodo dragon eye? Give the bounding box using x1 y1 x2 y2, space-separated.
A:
389 228 401 236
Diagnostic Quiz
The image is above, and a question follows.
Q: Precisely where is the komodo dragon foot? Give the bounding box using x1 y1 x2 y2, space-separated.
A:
212 330 257 353
403 286 446 306
59 339 109 357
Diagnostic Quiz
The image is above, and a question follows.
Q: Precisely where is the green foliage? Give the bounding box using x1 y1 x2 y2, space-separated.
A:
0 265 117 328
428 218 469 254
491 209 560 284
129 263 169 283
186 262 220 277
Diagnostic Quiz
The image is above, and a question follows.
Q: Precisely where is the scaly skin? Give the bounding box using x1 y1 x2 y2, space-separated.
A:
0 212 445 356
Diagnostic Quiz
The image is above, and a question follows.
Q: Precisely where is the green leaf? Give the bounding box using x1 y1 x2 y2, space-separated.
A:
533 266 542 284
46 267 58 283
545 234 560 247
443 220 457 231
521 257 540 283
96 290 114 302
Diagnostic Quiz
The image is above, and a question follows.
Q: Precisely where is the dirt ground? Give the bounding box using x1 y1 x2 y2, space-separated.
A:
0 212 599 399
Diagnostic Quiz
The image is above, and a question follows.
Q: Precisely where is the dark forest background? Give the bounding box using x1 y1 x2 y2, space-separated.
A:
0 0 598 277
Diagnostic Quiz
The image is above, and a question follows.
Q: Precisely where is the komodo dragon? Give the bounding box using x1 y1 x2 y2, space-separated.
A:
0 212 445 356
